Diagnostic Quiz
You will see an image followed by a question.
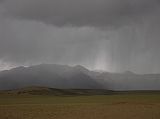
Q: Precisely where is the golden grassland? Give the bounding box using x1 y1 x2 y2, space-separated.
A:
0 93 160 119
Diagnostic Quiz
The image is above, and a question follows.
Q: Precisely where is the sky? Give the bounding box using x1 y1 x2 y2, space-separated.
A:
0 0 160 74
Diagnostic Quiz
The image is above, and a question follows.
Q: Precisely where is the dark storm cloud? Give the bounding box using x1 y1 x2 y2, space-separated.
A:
2 0 160 27
0 0 160 74
0 18 108 68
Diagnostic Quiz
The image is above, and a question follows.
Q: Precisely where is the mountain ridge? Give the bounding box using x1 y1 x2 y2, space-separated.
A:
0 64 160 90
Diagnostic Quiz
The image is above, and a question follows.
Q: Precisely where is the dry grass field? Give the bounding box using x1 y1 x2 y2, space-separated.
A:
0 90 160 119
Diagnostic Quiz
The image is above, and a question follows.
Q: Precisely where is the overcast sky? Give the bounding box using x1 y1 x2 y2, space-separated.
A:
0 0 160 74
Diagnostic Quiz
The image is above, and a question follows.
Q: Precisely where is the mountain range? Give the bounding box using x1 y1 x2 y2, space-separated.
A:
0 64 160 90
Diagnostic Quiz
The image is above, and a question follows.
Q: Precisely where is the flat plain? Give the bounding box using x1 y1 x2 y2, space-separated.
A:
0 89 160 119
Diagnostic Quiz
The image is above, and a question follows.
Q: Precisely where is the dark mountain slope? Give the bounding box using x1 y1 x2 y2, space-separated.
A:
0 64 102 90
0 64 160 90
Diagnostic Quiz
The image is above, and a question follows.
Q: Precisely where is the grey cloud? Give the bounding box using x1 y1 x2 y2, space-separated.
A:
2 0 160 27
0 0 160 74
0 0 4 2
0 18 108 68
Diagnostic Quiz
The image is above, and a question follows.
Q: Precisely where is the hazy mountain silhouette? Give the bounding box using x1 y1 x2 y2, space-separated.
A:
97 72 160 90
0 64 160 90
0 64 101 90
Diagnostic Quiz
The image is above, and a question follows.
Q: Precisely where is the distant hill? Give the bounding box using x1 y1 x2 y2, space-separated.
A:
1 86 160 96
0 64 160 90
0 86 113 96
